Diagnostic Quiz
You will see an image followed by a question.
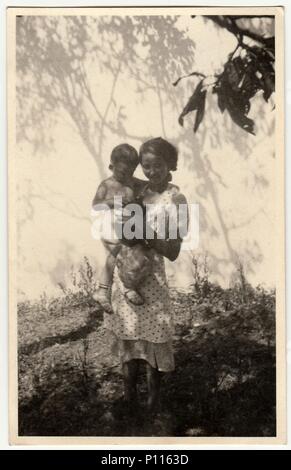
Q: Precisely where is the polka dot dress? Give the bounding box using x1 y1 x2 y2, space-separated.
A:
104 251 173 342
103 184 182 372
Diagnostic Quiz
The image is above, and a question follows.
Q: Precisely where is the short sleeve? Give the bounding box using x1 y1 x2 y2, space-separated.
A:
168 188 189 240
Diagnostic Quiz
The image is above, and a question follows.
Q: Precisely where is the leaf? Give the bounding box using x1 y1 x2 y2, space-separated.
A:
216 89 227 113
255 49 275 77
194 90 206 132
262 72 275 102
226 102 255 135
178 80 204 126
177 41 274 135
264 36 275 56
224 58 244 91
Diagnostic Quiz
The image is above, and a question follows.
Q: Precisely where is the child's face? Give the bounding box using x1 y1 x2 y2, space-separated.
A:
140 152 168 186
111 158 137 183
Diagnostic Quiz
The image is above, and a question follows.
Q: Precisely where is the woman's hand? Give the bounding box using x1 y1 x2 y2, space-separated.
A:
146 236 182 261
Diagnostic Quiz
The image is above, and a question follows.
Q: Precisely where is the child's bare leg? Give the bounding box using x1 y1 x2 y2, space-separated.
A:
93 244 120 312
146 362 161 413
122 244 151 306
122 359 139 403
99 252 115 286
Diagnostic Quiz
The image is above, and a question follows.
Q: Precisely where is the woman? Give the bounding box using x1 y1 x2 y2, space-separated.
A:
103 137 188 416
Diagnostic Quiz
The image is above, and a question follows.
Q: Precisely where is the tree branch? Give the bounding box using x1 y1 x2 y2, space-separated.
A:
228 15 274 20
173 71 206 87
204 15 273 47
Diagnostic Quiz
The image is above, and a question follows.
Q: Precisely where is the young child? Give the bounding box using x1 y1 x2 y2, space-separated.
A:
92 143 152 313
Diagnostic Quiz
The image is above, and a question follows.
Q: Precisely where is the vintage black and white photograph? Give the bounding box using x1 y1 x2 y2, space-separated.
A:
8 6 285 443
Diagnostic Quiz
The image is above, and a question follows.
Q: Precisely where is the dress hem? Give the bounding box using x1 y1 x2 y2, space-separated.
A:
106 329 175 372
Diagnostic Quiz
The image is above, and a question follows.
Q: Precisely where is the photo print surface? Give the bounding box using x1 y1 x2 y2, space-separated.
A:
7 6 285 444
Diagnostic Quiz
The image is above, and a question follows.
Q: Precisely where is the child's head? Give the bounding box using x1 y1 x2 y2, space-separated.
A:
139 137 178 187
110 144 139 183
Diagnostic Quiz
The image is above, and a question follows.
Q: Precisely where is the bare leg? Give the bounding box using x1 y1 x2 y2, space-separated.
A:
93 247 119 313
119 244 150 306
146 362 161 413
122 359 139 403
99 252 116 286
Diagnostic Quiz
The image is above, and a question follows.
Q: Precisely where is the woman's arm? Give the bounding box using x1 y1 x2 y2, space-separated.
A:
116 189 188 260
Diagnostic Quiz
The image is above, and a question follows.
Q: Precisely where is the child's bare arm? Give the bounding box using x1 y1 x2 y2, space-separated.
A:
92 182 116 210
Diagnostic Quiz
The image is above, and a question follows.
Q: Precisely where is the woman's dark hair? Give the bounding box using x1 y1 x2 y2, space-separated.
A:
139 137 178 173
110 143 139 166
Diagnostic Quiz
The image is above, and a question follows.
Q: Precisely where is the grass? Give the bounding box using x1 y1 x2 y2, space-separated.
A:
18 257 276 437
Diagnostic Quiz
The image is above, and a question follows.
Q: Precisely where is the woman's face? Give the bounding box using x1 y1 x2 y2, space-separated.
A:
140 152 169 186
